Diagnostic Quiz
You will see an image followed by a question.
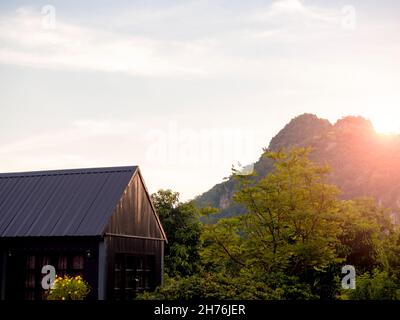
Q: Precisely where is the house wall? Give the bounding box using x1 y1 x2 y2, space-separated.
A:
105 172 164 239
97 239 107 300
105 235 164 299
0 251 5 300
0 236 164 301
0 237 100 300
103 171 166 299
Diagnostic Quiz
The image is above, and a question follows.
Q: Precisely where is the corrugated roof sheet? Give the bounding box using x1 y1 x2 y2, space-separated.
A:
0 166 137 237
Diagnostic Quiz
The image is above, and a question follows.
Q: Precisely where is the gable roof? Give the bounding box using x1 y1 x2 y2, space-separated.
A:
0 166 138 237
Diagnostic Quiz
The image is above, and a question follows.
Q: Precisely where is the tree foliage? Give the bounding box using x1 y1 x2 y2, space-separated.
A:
200 148 343 299
151 189 202 277
143 148 399 300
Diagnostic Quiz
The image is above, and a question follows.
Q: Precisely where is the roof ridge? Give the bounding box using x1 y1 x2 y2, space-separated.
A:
0 166 138 179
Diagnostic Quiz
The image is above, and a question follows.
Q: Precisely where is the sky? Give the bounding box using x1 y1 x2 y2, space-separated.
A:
0 0 399 201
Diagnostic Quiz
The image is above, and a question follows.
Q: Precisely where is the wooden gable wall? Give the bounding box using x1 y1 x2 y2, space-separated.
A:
104 170 165 240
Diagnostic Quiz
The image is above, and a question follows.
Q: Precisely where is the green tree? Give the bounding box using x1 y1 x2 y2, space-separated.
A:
144 148 399 300
151 189 202 276
343 269 400 300
201 148 344 299
337 198 394 273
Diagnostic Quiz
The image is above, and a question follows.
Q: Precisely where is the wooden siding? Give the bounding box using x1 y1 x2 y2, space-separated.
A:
104 171 164 240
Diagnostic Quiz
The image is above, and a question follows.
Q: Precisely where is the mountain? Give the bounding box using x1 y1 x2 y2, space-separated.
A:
194 114 400 221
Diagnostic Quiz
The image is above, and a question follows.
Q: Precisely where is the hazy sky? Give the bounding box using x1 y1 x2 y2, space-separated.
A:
0 0 399 200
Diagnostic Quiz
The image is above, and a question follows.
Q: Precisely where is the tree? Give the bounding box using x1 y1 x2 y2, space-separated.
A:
151 189 202 276
337 198 394 273
343 269 400 300
144 149 400 300
201 148 343 299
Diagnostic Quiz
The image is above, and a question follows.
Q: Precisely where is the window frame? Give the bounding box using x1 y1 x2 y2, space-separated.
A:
113 253 155 300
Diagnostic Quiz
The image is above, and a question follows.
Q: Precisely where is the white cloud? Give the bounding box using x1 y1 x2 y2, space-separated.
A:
0 120 131 154
0 2 357 78
0 119 149 177
0 7 221 77
270 0 305 14
251 0 344 27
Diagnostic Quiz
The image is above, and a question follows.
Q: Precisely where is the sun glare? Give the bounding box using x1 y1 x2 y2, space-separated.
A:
371 116 400 135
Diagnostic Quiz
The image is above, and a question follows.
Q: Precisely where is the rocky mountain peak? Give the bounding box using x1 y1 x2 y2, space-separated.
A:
334 116 375 135
268 113 332 150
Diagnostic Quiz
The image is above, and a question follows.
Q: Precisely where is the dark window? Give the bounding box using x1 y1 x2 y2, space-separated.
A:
24 255 36 300
113 254 155 300
72 255 84 270
14 253 86 300
58 255 68 277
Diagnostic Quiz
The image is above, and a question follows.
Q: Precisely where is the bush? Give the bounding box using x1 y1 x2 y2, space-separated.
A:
137 272 317 300
341 269 400 300
47 275 90 300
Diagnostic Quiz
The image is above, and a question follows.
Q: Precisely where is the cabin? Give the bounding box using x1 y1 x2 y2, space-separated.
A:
0 166 167 300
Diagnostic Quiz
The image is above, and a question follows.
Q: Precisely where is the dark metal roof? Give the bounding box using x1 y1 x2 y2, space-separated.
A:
0 166 138 237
